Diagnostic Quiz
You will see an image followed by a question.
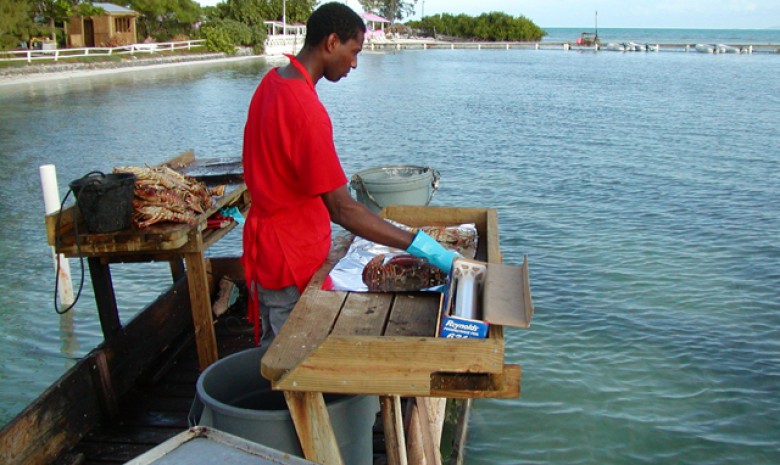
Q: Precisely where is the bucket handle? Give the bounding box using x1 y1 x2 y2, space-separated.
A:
78 171 107 187
351 167 440 211
429 168 440 204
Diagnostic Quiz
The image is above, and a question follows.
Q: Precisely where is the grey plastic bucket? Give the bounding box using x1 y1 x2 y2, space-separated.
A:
188 347 378 465
350 165 440 213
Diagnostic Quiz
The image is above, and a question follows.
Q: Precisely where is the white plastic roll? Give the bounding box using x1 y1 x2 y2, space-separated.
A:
40 164 74 306
454 272 477 319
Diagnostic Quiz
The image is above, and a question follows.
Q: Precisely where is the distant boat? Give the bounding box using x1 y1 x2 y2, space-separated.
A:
695 43 742 54
603 42 625 51
716 44 741 54
628 41 648 52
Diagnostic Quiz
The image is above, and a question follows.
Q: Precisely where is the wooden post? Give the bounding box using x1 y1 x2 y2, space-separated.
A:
381 396 408 465
88 257 122 339
184 250 218 369
407 397 445 465
169 258 185 283
284 391 344 465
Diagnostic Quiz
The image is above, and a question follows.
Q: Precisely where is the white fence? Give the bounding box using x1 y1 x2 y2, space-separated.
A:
0 39 206 63
263 34 303 56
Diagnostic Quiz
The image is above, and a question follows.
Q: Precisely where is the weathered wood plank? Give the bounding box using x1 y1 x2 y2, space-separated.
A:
261 288 347 383
0 355 103 465
331 292 392 336
183 248 218 370
88 257 122 339
430 365 521 399
0 271 196 465
103 277 193 397
274 336 504 396
380 396 408 465
407 397 444 465
161 149 195 169
285 391 344 465
384 293 440 337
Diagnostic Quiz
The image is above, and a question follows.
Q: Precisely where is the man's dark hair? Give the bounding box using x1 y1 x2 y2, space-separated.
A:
304 2 366 49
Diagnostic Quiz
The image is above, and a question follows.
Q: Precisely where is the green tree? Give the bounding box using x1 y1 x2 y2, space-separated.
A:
411 11 546 42
129 0 202 40
215 0 316 26
29 0 102 45
359 0 417 23
33 0 77 40
200 0 315 54
0 0 34 50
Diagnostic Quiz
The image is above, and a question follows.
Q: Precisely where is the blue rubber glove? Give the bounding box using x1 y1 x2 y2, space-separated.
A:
406 230 459 274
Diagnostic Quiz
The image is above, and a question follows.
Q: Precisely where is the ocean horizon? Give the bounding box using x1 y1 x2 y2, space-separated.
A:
540 26 780 44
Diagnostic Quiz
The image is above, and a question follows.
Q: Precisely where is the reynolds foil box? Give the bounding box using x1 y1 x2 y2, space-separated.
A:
438 256 534 339
439 315 489 338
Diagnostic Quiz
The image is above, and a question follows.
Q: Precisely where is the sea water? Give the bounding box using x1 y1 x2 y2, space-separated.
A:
1 29 779 464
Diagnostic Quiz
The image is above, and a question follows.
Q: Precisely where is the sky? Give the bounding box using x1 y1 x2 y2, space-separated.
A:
197 1 780 29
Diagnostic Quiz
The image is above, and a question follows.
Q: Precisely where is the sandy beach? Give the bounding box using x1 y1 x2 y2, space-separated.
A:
0 52 268 88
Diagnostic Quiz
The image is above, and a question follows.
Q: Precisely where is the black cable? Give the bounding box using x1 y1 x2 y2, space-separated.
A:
53 175 99 315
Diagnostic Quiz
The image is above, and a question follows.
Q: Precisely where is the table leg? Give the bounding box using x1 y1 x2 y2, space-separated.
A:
183 251 218 370
169 258 185 283
284 391 344 465
407 397 444 465
381 395 408 465
87 257 121 340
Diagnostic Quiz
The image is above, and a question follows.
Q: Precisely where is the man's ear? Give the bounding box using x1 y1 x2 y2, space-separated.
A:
324 32 340 53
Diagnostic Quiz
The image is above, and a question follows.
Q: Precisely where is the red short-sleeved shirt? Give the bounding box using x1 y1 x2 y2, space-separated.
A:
242 58 347 292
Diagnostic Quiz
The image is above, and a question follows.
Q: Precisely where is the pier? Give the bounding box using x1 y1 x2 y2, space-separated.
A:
366 38 780 54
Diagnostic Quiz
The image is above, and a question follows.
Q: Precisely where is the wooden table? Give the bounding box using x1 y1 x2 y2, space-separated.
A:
261 206 523 465
46 152 250 370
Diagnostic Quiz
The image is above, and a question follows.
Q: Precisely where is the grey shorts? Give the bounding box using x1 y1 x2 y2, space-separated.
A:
253 283 300 350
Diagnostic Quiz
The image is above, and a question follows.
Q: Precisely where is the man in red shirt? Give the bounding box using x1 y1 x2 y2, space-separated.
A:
242 2 455 346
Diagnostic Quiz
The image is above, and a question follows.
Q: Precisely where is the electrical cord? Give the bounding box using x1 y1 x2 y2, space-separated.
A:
52 172 106 315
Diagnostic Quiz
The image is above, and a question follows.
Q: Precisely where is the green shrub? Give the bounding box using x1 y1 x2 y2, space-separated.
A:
199 19 266 54
202 25 236 54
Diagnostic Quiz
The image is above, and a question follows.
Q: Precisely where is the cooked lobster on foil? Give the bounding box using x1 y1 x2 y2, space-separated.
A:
410 225 477 257
362 254 447 292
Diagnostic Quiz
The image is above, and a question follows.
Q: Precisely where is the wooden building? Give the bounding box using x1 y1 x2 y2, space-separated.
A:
65 2 139 48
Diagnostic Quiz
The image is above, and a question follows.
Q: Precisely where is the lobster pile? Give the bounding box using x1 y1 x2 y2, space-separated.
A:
113 165 224 228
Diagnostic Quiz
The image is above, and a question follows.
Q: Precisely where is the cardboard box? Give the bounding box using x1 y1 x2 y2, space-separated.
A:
439 256 534 339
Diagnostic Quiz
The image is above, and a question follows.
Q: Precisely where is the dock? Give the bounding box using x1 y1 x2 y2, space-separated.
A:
1 158 508 465
366 38 780 54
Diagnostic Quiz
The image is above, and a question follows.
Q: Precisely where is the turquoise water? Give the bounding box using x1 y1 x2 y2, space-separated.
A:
2 31 780 464
542 27 780 44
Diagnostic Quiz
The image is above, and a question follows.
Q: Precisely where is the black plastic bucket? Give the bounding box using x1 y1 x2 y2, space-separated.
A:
69 171 136 233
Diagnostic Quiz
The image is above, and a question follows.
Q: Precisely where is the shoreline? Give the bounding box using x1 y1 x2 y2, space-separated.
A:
0 51 268 88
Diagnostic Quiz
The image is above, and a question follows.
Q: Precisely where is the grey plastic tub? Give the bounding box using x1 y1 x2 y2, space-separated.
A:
350 165 440 213
189 347 378 465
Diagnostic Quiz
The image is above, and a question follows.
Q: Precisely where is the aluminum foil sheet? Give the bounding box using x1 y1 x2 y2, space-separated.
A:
322 221 478 292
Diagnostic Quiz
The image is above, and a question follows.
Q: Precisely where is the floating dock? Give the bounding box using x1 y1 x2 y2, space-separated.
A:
366 39 780 54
